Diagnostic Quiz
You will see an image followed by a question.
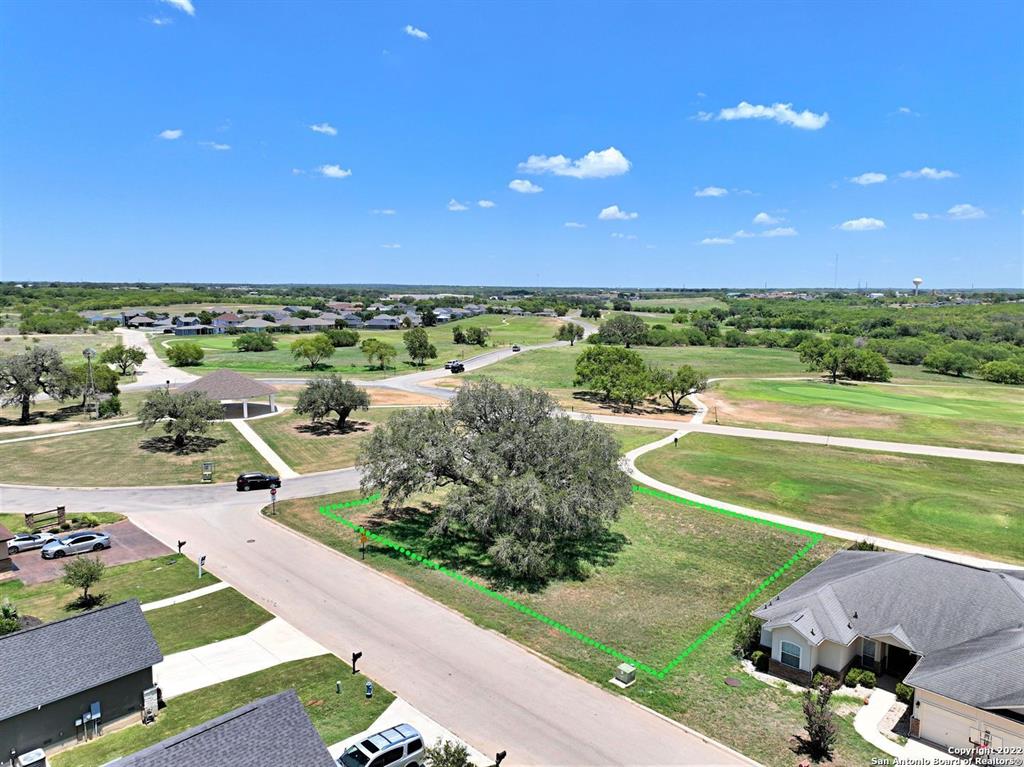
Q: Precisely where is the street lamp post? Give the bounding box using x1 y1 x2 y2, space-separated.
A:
82 347 97 419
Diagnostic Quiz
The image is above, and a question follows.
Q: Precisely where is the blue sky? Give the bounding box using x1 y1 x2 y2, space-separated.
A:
2 0 1022 288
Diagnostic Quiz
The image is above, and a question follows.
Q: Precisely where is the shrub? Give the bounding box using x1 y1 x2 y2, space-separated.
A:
849 539 879 551
978 360 1024 385
731 613 762 657
59 522 72 531
813 671 838 688
325 328 360 348
859 670 877 688
896 682 915 704
97 395 122 419
750 650 769 671
79 514 100 528
167 342 204 366
232 332 275 352
844 668 863 687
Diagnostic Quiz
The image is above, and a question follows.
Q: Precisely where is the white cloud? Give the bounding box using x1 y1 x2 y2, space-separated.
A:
899 106 912 114
516 147 631 179
371 208 396 215
693 111 713 122
733 229 757 239
161 0 194 16
199 141 230 151
701 237 735 245
404 24 429 40
477 200 496 208
310 123 337 136
839 217 886 231
850 172 887 185
317 164 352 178
380 243 401 249
291 168 305 176
947 203 986 220
899 167 958 180
508 179 543 194
762 226 798 237
912 212 930 221
563 221 586 229
610 232 625 239
695 186 728 198
151 16 172 25
712 101 829 130
597 204 638 221
447 199 469 211
753 212 782 225
158 129 183 140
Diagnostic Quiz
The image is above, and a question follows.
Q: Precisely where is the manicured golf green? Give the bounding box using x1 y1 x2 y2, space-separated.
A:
270 489 880 766
709 379 1024 453
636 434 1024 564
155 315 561 378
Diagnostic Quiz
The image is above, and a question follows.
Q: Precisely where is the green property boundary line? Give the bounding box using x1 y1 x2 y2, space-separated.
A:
318 486 823 681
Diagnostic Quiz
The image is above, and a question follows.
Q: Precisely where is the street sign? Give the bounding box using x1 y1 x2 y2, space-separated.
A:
270 487 277 496
198 554 207 579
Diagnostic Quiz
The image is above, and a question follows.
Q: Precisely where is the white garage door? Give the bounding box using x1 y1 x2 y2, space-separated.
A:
919 701 973 750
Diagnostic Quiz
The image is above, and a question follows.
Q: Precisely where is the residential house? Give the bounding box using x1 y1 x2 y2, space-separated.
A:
173 316 202 327
401 309 422 327
237 318 276 331
212 312 242 329
534 309 556 318
432 309 453 323
364 315 402 330
281 316 333 332
337 312 365 329
172 324 221 336
508 306 524 316
109 690 335 767
463 304 488 316
753 551 1024 753
0 600 163 760
124 315 155 328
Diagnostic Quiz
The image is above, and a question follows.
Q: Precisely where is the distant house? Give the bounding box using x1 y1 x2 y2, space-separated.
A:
212 312 242 328
364 315 402 330
432 309 452 323
401 310 422 327
281 316 333 332
753 551 1024 753
174 316 201 327
172 324 221 336
327 301 361 312
124 315 155 328
237 318 276 331
281 305 310 315
0 600 162 760
463 304 488 316
508 306 524 316
111 690 334 767
534 309 556 318
337 312 365 329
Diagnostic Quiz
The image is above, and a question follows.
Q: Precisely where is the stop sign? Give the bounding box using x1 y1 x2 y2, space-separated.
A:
270 487 277 497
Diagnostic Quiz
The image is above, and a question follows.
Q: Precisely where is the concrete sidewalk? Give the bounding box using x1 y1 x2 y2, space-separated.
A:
154 617 327 698
141 581 231 612
230 418 299 479
329 698 492 765
854 688 950 763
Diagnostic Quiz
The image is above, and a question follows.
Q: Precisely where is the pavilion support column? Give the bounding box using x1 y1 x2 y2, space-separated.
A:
269 393 276 413
243 399 249 419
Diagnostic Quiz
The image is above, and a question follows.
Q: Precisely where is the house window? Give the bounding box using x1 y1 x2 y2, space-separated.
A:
863 639 877 663
780 641 802 669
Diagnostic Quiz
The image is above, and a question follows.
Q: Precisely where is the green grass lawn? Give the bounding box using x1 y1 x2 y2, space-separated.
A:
0 512 124 534
608 424 674 454
0 555 219 622
707 379 1024 453
51 655 391 767
248 407 395 474
268 489 882 766
632 296 729 310
636 434 1024 564
0 421 272 486
0 389 149 430
145 587 274 654
154 315 562 378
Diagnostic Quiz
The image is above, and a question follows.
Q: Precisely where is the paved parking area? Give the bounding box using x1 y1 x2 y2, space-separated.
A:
1 520 171 584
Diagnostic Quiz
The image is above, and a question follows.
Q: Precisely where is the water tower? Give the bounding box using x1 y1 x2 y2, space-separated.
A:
912 277 923 295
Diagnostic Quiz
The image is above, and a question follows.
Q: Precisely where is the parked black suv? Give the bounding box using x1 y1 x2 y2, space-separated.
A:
236 472 281 491
449 362 466 373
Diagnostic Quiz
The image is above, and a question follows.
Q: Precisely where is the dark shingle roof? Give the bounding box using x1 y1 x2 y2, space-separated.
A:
0 523 13 543
0 600 162 720
112 690 335 767
178 369 277 400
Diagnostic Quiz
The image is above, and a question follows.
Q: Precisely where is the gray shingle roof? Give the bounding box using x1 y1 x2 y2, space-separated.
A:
111 690 335 767
0 600 162 720
753 551 1024 708
178 369 277 400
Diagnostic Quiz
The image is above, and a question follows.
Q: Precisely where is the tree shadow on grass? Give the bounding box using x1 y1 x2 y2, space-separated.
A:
572 390 694 416
0 404 85 427
138 435 226 456
362 502 629 593
295 420 371 438
64 593 108 613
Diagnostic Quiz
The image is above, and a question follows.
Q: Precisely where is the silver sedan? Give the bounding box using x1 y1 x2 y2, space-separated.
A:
6 532 56 555
40 531 112 559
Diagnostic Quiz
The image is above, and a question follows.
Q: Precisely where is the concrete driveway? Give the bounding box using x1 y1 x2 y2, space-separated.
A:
1 520 171 585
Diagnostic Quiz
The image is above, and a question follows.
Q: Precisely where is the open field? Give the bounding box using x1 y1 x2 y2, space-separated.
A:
632 296 729 311
249 407 395 474
0 421 272 486
636 434 1024 564
703 379 1024 453
269 489 881 766
0 555 219 622
153 315 562 378
145 587 274 654
0 333 121 363
51 655 391 767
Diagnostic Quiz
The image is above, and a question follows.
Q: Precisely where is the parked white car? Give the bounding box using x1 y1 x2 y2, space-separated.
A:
338 723 425 767
6 532 56 555
40 531 112 559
